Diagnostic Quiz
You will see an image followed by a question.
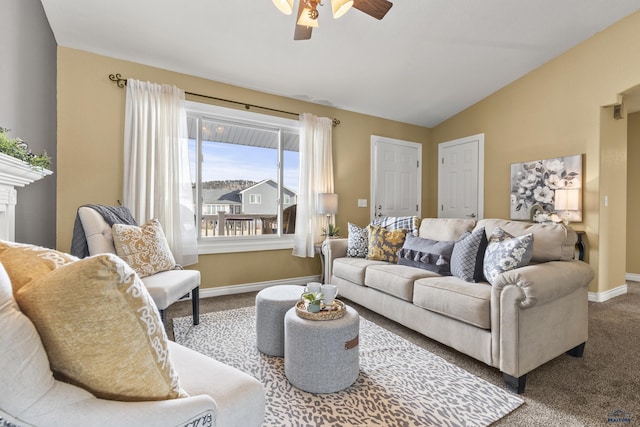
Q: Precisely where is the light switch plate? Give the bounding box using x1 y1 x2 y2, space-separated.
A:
358 199 368 207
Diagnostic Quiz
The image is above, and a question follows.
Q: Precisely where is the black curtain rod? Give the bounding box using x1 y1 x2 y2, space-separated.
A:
108 73 340 127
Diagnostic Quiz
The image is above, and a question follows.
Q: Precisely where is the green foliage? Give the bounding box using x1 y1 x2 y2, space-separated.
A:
302 291 323 304
321 223 340 237
0 127 51 169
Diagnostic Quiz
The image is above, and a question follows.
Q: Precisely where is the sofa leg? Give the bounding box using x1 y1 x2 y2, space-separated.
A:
566 342 586 357
503 373 527 394
192 286 200 326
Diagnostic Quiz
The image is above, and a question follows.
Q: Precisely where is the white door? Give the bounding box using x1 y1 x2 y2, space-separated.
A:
438 134 484 219
371 136 422 219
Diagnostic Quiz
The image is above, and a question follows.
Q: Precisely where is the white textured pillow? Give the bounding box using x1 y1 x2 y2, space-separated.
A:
112 219 176 277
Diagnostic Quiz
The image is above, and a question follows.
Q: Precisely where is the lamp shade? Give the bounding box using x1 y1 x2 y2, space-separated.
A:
555 189 580 211
317 193 338 215
331 0 353 18
272 0 293 15
297 7 320 27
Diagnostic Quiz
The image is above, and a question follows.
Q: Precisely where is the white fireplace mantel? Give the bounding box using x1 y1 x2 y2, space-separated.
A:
0 153 53 241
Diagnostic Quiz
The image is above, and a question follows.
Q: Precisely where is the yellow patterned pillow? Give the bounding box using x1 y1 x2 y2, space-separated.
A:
15 254 187 402
0 240 77 293
112 219 176 278
367 225 408 263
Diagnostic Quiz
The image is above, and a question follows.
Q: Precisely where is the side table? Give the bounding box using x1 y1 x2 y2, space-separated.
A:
284 305 360 393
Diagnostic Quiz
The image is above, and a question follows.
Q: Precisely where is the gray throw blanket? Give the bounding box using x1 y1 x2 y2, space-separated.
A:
70 204 137 258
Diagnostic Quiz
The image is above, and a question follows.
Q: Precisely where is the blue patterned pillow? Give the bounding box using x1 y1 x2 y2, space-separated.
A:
450 227 488 282
483 228 534 285
370 216 420 236
346 223 368 258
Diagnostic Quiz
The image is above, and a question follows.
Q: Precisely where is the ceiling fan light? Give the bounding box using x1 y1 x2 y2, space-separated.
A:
297 7 319 27
272 0 293 15
331 0 353 19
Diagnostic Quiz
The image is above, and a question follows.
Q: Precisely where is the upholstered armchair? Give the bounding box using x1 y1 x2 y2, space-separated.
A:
77 206 200 325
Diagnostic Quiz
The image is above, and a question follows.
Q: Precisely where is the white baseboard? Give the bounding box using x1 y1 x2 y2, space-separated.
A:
625 273 640 283
588 283 628 302
184 275 321 300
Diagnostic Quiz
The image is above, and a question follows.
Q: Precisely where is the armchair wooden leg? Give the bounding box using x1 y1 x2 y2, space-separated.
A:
192 287 200 325
159 309 166 324
503 373 527 394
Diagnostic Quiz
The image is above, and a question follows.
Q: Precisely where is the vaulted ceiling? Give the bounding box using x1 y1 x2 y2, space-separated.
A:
40 0 640 127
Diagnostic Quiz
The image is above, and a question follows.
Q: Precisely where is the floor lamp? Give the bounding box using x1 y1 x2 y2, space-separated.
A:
317 193 338 239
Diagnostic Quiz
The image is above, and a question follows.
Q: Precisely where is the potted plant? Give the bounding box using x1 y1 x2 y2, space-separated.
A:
302 291 324 313
0 127 51 169
321 223 340 238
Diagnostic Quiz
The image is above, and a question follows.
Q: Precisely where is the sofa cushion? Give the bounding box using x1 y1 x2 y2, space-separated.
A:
370 216 420 236
419 218 476 241
397 235 455 275
483 228 534 285
413 276 492 329
0 261 56 418
0 240 77 292
346 222 368 258
365 264 439 301
476 218 576 262
112 218 176 278
450 227 488 282
15 254 186 402
367 225 407 263
333 257 387 286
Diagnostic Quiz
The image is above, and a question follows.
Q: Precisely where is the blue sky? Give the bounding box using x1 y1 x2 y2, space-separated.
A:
189 139 299 192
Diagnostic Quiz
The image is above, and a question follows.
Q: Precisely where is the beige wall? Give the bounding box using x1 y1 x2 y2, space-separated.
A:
431 11 640 294
627 112 640 274
56 47 429 289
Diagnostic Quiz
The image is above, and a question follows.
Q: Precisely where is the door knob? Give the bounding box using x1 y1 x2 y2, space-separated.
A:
467 213 477 218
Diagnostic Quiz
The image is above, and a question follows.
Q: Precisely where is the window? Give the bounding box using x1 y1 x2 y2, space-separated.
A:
186 101 299 253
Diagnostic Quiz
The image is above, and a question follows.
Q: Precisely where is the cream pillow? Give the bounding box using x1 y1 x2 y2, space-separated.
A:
112 219 176 277
15 253 186 402
0 240 77 292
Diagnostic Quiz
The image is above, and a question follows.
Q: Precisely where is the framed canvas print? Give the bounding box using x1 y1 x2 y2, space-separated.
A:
510 154 582 222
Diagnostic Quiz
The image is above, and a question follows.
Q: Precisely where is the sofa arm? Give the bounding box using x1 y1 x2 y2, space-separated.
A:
321 238 348 283
492 260 594 308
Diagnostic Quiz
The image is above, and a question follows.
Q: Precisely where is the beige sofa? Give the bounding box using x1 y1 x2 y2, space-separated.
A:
323 218 594 393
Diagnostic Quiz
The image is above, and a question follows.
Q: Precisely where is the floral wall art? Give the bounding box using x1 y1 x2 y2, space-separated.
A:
510 154 582 222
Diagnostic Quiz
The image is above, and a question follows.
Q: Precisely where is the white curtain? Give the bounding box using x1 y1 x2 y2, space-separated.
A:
123 79 198 266
292 113 334 258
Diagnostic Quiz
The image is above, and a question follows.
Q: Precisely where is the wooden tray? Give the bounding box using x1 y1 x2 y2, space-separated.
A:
295 299 346 321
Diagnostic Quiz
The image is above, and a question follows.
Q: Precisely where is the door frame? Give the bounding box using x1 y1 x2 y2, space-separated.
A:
370 135 422 220
437 133 485 220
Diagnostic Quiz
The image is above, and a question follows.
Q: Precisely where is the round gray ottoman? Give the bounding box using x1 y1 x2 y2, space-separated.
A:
284 305 360 393
255 285 304 357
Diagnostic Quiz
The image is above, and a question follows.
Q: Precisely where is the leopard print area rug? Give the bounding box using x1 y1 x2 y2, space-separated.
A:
173 306 523 426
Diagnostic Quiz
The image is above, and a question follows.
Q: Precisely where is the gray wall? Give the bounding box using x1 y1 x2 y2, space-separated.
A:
0 0 57 247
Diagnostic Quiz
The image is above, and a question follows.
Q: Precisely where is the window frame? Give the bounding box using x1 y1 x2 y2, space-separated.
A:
186 101 299 254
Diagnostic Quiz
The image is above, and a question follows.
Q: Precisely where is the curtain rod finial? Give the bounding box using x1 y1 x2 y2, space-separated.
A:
332 118 340 127
109 73 127 88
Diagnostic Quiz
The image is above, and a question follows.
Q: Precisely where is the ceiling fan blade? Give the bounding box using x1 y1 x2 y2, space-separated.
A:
294 0 313 40
353 0 393 20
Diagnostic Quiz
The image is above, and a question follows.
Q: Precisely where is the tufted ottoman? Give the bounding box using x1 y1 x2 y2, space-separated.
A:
284 305 360 393
255 285 304 357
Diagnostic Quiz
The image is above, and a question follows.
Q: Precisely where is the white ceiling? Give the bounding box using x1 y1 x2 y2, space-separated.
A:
40 0 640 127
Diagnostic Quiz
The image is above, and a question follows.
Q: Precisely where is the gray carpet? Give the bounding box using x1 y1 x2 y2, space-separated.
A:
173 306 523 426
166 282 640 426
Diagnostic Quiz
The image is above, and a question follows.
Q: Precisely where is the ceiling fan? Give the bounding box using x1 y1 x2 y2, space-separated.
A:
272 0 393 40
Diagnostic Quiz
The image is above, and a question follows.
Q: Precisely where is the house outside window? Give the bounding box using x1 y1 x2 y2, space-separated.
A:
187 101 299 254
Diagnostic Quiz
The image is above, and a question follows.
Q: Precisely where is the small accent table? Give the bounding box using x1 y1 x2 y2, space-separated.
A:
575 231 586 261
284 304 360 393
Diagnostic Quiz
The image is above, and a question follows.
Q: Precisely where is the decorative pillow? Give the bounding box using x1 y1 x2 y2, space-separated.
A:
450 227 488 282
346 223 368 258
370 216 420 236
367 225 407 263
112 219 176 278
15 254 186 402
0 240 78 293
397 235 455 275
483 228 534 285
